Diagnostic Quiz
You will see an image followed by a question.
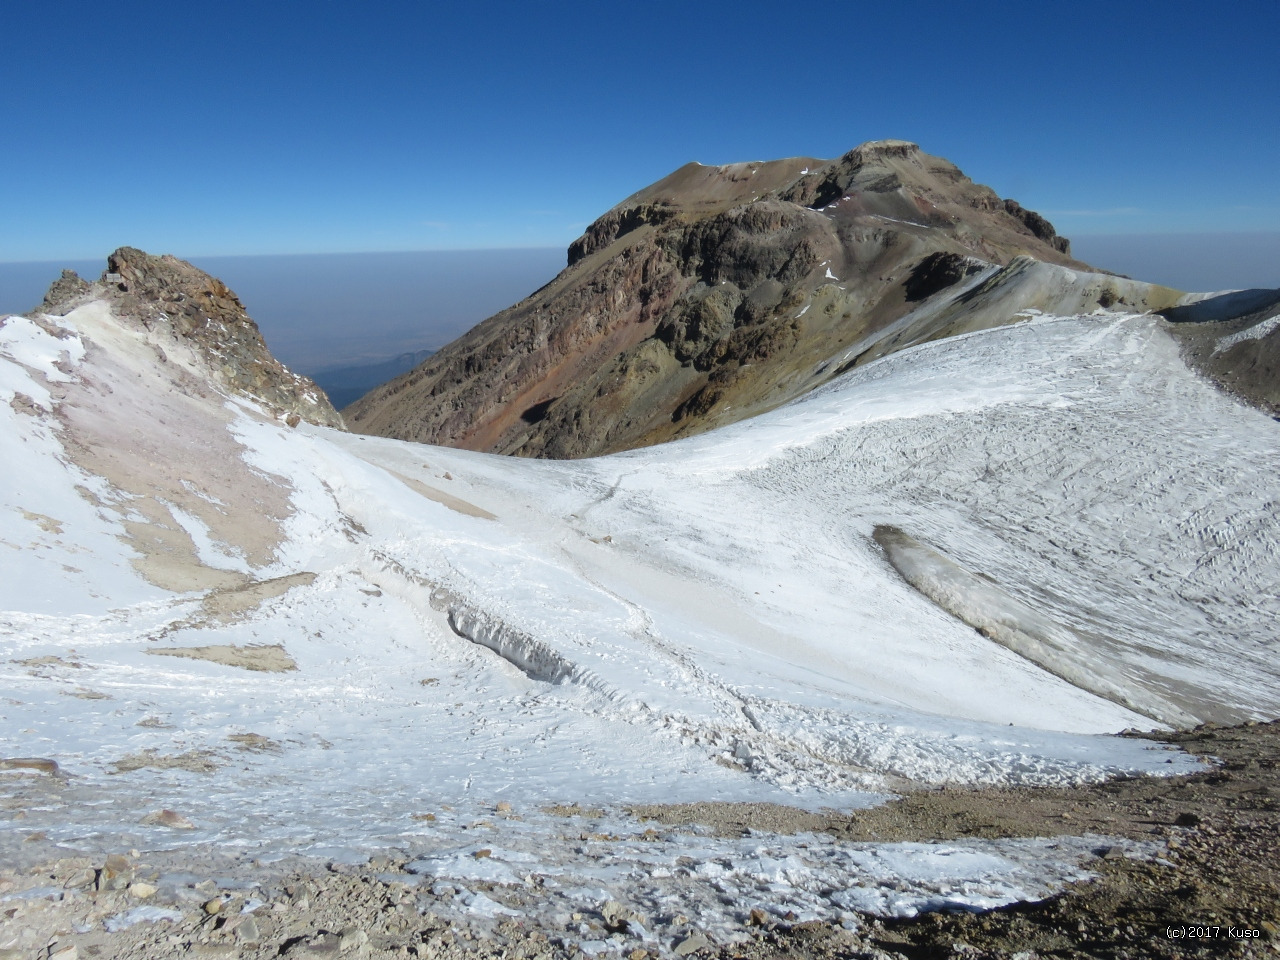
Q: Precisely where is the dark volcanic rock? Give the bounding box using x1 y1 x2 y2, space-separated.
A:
903 251 986 303
40 269 91 313
1003 198 1072 254
42 248 343 429
346 140 1096 458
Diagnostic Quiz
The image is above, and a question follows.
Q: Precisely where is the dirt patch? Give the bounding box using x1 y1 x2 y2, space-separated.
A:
50 302 297 591
20 509 63 535
227 732 282 753
59 687 112 700
11 654 90 672
385 468 496 520
119 499 250 595
145 643 297 673
0 758 62 776
110 749 220 774
543 803 606 819
627 801 836 835
197 571 317 625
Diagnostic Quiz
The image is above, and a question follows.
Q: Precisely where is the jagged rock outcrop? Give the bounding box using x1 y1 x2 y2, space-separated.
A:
344 141 1118 458
41 247 342 429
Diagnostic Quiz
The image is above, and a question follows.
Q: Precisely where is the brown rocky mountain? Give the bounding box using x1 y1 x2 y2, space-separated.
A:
344 140 1178 457
41 247 343 429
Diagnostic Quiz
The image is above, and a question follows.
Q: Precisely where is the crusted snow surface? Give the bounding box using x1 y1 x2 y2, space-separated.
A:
1 302 1276 926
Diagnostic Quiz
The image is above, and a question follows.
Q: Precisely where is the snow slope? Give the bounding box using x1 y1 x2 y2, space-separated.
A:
1 298 1276 930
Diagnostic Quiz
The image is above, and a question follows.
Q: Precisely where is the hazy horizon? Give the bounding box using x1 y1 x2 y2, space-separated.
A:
0 248 565 375
3 234 1277 379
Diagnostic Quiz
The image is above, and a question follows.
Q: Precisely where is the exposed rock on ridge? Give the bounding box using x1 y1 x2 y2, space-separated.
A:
1160 288 1280 418
345 140 1123 458
41 247 342 429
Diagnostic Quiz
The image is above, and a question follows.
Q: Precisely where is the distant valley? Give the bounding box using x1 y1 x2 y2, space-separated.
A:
311 349 434 410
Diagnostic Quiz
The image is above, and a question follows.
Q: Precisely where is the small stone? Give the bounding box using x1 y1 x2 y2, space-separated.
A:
749 907 770 926
338 928 368 952
284 933 342 956
496 801 512 813
48 946 77 960
63 868 96 889
602 900 642 931
203 897 224 915
285 412 302 428
472 848 492 859
674 934 710 956
23 831 47 842
97 854 133 891
629 951 649 960
141 809 195 829
128 881 157 898
236 915 260 942
1175 812 1202 827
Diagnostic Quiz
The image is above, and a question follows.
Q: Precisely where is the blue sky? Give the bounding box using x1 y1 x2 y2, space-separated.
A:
4 0 1277 261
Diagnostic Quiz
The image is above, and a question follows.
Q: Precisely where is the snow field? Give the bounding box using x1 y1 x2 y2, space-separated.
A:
2 300 1276 932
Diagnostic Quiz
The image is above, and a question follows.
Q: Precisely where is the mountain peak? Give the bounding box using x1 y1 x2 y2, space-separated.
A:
347 141 1112 458
41 247 343 429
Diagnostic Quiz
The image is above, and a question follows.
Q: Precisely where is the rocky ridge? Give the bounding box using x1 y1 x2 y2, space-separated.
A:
38 247 342 429
346 140 1148 457
1161 287 1280 418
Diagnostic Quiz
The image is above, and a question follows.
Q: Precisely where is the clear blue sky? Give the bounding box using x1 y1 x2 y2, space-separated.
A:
4 0 1277 262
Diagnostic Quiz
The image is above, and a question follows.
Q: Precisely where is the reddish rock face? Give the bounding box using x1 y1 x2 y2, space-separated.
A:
345 141 1092 458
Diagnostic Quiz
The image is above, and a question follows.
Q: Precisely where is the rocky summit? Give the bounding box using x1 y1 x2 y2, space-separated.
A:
41 246 343 430
345 140 1162 457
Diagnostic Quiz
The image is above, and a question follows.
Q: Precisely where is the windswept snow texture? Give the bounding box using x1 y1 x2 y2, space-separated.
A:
1 301 1277 920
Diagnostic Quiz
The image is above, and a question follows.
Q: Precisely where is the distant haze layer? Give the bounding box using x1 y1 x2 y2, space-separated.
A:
3 237 1277 377
0 249 565 377
1071 232 1280 292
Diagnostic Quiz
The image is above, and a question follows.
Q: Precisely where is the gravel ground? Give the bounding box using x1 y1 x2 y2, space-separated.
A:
2 722 1277 960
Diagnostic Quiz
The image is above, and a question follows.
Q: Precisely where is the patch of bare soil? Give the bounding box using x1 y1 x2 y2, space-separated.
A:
145 643 297 673
386 468 497 520
49 302 297 592
227 732 282 754
197 572 317 625
110 749 221 774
